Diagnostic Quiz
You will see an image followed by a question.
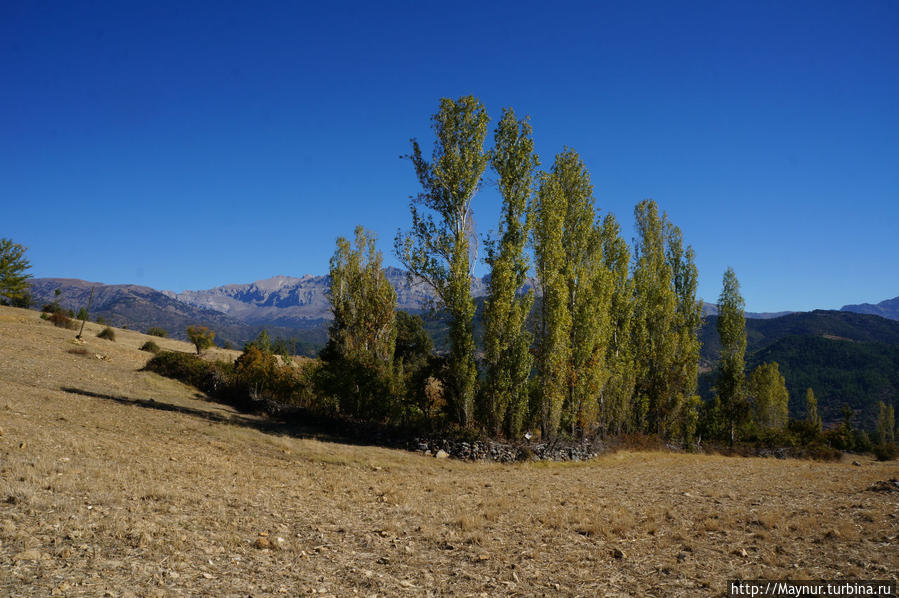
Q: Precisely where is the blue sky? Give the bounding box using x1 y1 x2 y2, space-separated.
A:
2 1 897 312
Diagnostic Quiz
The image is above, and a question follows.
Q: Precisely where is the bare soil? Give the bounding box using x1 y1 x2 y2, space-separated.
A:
1 306 897 597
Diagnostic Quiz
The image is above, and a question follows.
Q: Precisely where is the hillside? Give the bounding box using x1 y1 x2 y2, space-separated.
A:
698 310 899 427
1 304 897 596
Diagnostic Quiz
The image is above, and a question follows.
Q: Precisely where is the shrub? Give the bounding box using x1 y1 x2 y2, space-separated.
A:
140 340 161 354
48 311 76 329
143 351 223 395
95 316 106 325
97 327 116 341
146 327 168 338
873 443 898 462
76 307 89 321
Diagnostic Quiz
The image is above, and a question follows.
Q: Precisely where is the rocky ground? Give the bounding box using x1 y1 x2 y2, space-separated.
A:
1 306 897 597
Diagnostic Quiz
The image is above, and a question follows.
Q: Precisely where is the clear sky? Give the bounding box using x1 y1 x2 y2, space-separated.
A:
2 1 897 312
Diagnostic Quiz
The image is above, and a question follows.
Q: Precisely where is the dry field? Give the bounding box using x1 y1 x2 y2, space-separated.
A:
0 305 897 597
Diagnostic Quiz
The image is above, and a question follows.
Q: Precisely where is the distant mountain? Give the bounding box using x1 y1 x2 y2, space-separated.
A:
700 301 793 320
841 296 899 321
163 267 535 327
28 278 261 347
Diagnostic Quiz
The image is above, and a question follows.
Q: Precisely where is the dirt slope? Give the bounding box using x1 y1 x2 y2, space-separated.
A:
1 306 897 597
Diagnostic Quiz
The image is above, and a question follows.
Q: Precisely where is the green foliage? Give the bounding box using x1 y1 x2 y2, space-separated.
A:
557 150 613 437
140 340 161 353
481 108 537 437
146 327 168 338
76 307 89 321
805 388 823 434
873 442 898 461
716 267 747 444
875 401 896 444
144 351 222 395
532 169 571 439
395 96 488 429
631 200 700 438
394 311 440 423
600 214 635 436
747 362 789 432
97 327 116 341
0 238 32 307
186 325 215 355
323 226 398 420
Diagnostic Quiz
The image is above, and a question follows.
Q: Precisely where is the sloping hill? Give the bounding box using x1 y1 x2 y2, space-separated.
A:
29 278 258 347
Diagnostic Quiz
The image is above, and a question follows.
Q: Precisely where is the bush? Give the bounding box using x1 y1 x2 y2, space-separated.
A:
48 311 76 329
140 340 161 354
873 443 898 461
76 307 89 321
143 351 224 395
146 327 168 338
97 327 116 341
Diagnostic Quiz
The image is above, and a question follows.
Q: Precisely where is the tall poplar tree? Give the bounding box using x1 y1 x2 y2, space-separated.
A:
717 267 747 444
631 200 678 434
554 150 612 435
805 388 822 434
481 108 537 437
631 200 701 437
599 214 635 435
533 171 571 439
395 96 488 428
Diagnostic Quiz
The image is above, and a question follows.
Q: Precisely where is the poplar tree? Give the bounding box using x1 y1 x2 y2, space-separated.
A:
747 362 789 431
876 401 896 444
631 200 678 434
481 108 537 437
717 267 747 444
630 200 701 438
533 171 570 439
664 223 702 438
599 214 635 435
805 388 822 434
555 150 612 435
395 96 488 428
326 226 398 419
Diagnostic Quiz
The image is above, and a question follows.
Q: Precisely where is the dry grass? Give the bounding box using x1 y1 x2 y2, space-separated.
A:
1 305 897 597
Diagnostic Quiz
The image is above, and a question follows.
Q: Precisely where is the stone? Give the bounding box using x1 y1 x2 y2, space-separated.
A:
253 536 271 549
434 449 449 459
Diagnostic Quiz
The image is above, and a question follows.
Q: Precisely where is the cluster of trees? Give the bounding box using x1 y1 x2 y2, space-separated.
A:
325 96 704 441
